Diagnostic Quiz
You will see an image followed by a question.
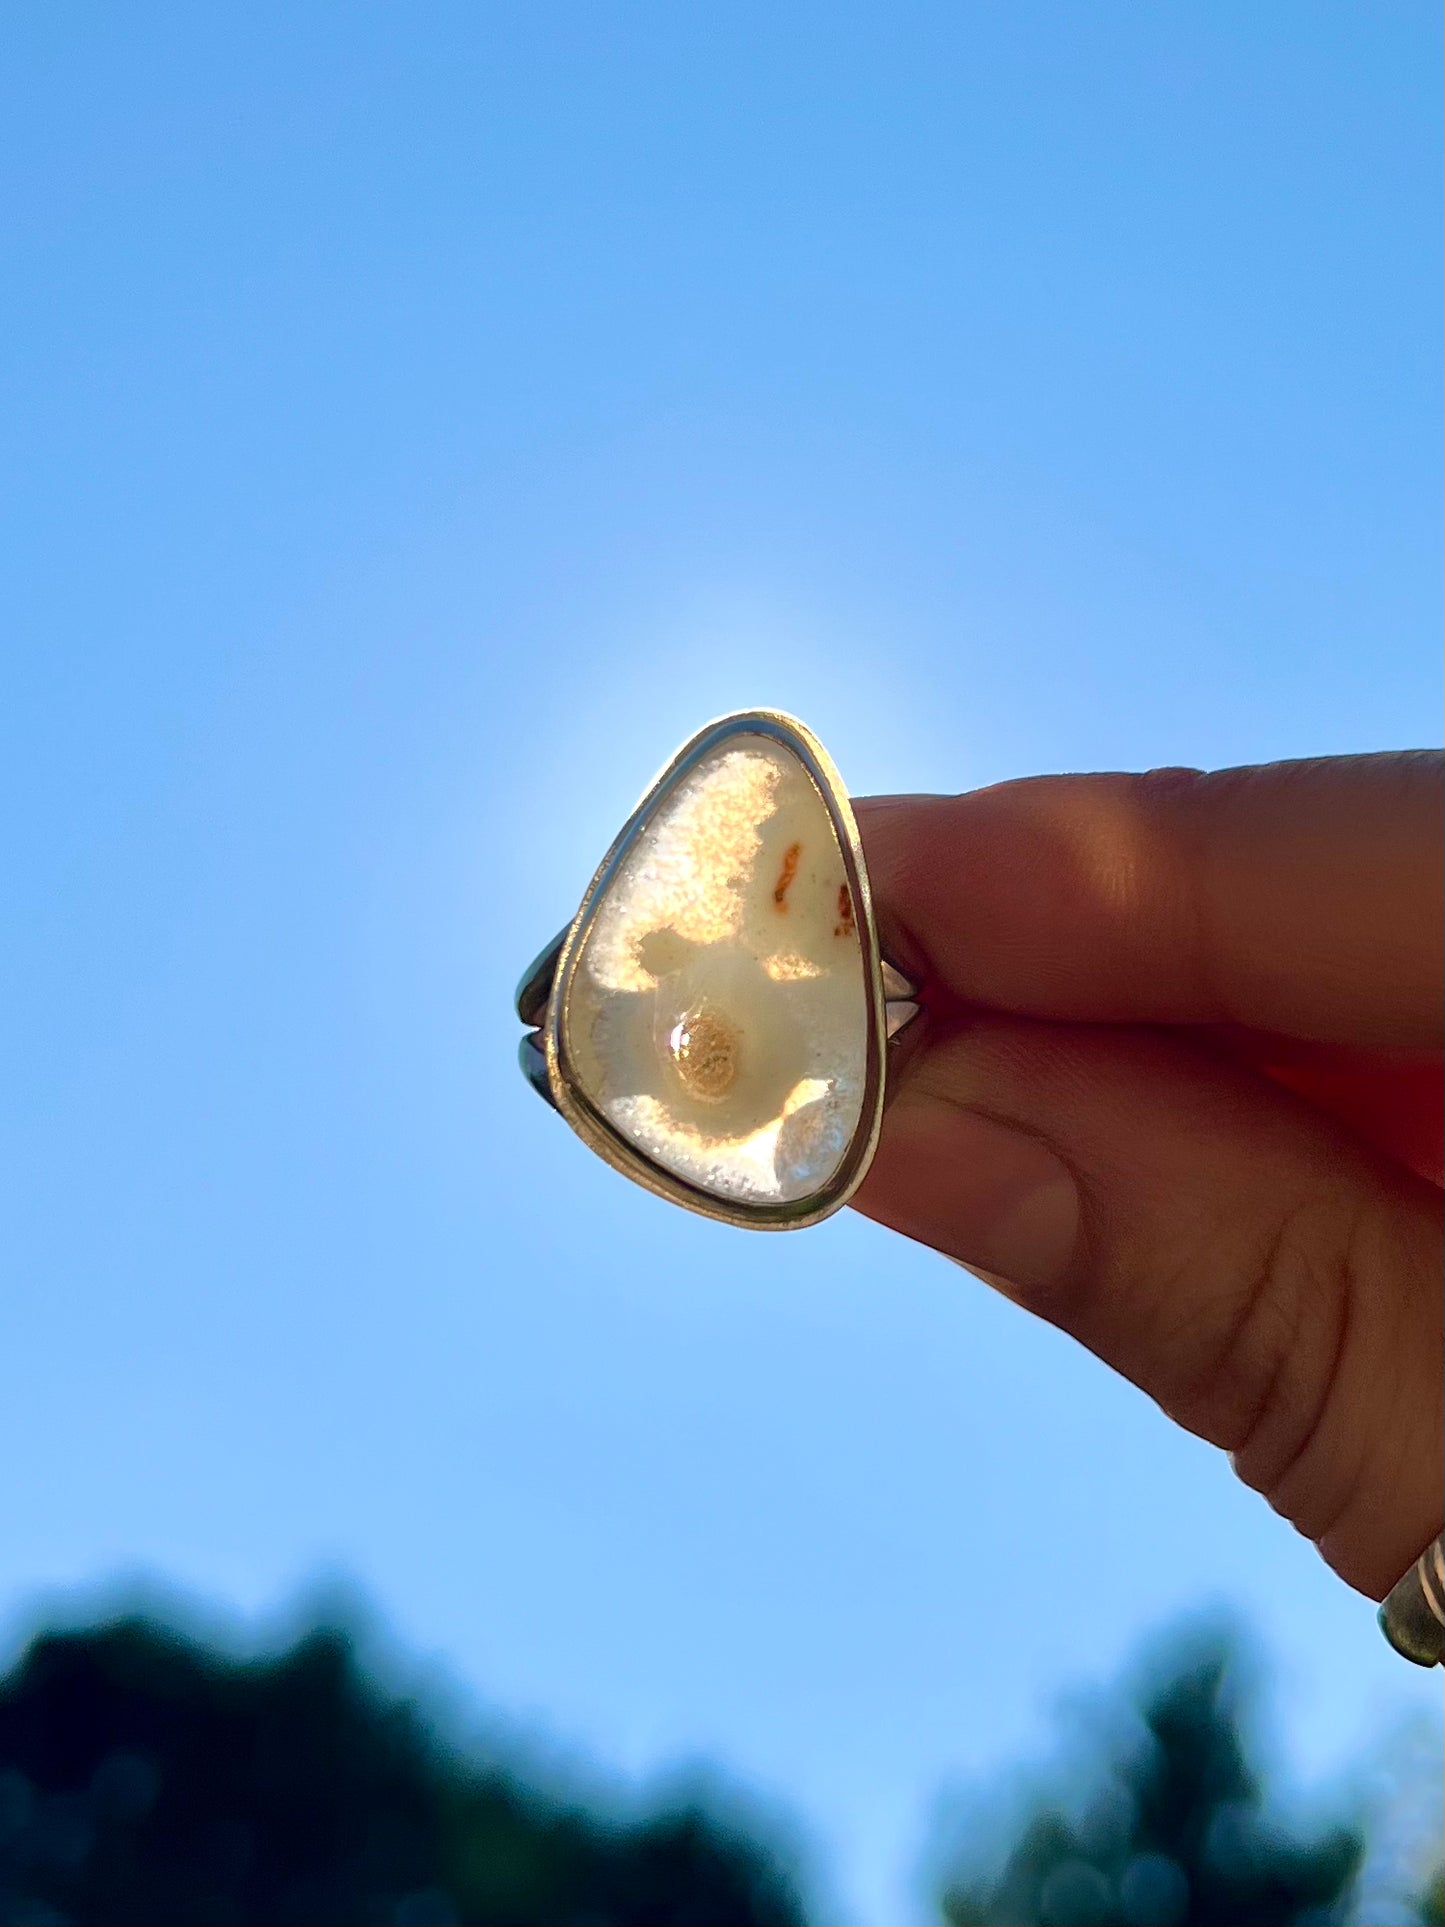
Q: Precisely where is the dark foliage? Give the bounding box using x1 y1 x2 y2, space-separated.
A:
0 1608 1431 1927
1419 1867 1445 1927
0 1618 807 1927
936 1634 1364 1927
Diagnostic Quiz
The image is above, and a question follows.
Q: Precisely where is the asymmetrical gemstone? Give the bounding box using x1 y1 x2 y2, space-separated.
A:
554 722 876 1212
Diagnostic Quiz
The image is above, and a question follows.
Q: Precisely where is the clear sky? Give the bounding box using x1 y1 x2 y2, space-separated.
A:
1 5 1440 1920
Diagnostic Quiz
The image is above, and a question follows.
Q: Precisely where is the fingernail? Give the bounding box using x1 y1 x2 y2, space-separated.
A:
856 1091 1081 1292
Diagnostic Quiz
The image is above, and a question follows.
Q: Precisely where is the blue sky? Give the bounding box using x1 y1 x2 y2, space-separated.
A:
1 4 1440 1919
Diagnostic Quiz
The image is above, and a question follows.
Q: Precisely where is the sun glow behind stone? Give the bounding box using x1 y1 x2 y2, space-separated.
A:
584 751 781 992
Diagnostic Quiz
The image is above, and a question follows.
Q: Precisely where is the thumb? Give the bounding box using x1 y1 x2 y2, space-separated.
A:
853 1013 1444 1599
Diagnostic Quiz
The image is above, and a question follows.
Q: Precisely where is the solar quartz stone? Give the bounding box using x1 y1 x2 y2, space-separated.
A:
546 714 885 1225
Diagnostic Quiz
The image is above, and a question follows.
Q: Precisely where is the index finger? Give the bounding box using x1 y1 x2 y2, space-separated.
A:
858 751 1443 1051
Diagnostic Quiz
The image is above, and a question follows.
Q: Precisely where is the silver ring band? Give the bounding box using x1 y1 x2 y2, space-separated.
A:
1379 1533 1445 1667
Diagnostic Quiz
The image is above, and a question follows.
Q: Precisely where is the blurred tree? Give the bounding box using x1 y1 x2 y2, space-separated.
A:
0 1617 807 1927
1417 1867 1445 1927
934 1633 1365 1927
0 1608 1433 1927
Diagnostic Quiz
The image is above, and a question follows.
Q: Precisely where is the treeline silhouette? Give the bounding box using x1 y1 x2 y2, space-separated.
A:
934 1633 1364 1927
0 1607 1436 1925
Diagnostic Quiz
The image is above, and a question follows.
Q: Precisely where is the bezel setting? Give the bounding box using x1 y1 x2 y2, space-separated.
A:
517 709 912 1231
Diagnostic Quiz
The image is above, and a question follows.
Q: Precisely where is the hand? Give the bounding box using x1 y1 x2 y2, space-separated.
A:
853 753 1444 1600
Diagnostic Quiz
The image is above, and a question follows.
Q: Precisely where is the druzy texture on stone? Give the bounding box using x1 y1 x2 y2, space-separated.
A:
559 729 870 1208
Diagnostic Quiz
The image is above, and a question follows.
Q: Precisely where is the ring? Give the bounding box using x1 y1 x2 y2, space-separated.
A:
1378 1532 1445 1668
515 709 920 1230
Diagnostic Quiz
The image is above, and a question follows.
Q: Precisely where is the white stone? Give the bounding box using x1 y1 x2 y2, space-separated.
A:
560 730 871 1207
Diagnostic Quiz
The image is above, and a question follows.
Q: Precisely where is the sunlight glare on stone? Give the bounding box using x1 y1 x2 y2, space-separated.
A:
563 733 869 1206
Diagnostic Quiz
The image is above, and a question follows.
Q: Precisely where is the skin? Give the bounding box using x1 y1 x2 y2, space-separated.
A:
850 751 1444 1601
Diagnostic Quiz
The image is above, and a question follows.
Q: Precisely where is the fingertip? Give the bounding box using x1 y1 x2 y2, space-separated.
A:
855 1087 1081 1294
